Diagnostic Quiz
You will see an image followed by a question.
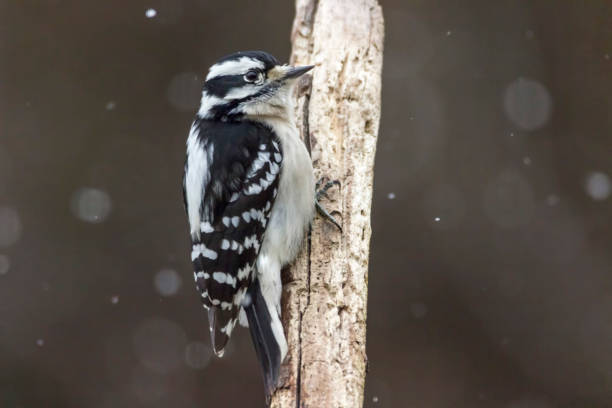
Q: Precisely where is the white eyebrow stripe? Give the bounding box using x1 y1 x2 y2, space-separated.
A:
206 57 265 80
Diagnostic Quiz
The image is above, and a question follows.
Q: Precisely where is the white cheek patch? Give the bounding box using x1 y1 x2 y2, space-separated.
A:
225 84 262 100
198 92 225 117
206 57 265 80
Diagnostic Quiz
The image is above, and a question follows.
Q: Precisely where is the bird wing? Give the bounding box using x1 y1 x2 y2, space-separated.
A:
185 119 282 356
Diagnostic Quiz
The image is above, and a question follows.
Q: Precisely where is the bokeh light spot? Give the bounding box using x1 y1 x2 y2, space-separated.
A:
546 194 560 206
70 188 112 223
184 341 212 369
167 72 202 112
154 268 182 297
584 171 611 201
410 302 428 319
483 170 535 228
0 254 10 275
503 77 552 131
132 318 187 373
0 207 22 248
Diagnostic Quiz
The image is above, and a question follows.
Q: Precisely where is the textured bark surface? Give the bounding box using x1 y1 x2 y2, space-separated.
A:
270 1 384 407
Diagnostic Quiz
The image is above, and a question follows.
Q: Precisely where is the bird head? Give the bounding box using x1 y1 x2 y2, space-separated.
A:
198 51 313 121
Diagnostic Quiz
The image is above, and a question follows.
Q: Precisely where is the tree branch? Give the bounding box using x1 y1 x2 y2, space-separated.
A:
270 1 384 407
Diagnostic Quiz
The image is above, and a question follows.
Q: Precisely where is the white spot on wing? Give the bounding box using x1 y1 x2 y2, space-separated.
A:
195 271 210 280
220 239 230 250
220 318 237 337
212 272 227 284
200 221 214 233
246 183 263 195
234 287 248 306
191 244 218 260
269 162 279 175
237 265 251 280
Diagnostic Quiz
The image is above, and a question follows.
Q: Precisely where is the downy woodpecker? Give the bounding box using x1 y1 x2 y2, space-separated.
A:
183 51 317 397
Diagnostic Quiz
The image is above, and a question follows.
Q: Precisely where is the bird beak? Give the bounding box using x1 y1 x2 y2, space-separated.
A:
282 65 315 79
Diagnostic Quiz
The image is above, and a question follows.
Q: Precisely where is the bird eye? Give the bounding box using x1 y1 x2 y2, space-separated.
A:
244 70 260 83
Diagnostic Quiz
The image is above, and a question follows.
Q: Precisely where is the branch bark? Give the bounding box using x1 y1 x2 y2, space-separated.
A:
271 1 384 407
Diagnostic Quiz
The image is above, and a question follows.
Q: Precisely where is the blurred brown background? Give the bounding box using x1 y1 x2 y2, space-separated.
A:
1 1 612 407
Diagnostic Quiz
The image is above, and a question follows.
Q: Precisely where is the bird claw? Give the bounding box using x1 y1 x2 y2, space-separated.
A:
315 178 342 231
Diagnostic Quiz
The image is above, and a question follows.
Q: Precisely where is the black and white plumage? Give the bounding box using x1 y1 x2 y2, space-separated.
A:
182 51 315 397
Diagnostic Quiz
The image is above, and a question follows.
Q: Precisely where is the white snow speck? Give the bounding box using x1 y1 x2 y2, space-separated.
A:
373 396 379 403
145 8 157 18
445 30 452 36
434 217 441 222
36 339 44 347
105 101 116 111
585 171 611 201
605 54 610 60
523 156 532 166
387 192 396 200
110 295 120 305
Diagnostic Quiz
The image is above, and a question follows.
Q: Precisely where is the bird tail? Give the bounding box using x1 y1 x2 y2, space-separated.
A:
244 279 288 401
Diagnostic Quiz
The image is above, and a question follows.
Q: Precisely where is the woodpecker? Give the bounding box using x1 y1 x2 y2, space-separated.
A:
183 51 322 398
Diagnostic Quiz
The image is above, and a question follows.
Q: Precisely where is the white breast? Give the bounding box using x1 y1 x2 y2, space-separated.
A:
258 118 315 266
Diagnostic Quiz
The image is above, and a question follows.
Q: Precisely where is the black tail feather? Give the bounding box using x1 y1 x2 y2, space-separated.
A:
208 307 232 357
245 279 282 401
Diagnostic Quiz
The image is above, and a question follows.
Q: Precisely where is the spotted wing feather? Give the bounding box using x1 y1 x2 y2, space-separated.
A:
185 118 281 355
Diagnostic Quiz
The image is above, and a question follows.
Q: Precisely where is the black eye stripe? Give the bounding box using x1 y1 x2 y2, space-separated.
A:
204 74 246 97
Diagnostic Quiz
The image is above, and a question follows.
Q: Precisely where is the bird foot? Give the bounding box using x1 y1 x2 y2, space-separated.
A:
315 178 342 231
